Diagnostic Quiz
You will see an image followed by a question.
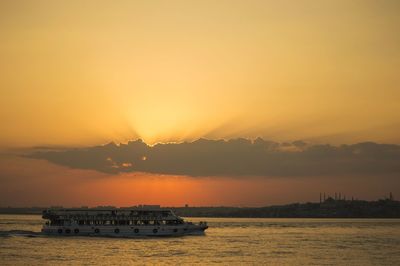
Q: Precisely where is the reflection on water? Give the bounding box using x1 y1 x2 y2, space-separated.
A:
1 215 399 265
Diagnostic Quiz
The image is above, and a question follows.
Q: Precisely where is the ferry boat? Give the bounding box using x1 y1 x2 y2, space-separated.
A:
42 207 208 237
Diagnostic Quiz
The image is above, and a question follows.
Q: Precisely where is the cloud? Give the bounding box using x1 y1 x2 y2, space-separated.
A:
26 138 400 177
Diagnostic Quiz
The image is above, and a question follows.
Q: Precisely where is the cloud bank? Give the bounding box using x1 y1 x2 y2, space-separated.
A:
27 139 400 177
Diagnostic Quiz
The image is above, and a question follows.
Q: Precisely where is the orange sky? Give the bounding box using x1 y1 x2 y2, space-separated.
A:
1 155 397 207
1 1 400 206
1 0 400 148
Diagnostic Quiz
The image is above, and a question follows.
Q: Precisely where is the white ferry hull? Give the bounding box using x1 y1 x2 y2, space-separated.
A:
41 207 208 237
42 224 207 237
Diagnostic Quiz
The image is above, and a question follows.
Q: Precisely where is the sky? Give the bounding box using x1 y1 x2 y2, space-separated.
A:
1 0 399 207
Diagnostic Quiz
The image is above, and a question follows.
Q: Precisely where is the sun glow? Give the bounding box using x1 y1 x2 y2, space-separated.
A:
1 1 400 147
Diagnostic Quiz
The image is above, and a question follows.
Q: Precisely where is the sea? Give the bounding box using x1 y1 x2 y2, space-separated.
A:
0 215 399 265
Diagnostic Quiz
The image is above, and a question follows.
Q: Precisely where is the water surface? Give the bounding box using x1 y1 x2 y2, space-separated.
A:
0 215 399 265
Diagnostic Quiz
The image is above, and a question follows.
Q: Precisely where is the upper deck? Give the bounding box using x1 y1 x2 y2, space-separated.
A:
42 207 181 221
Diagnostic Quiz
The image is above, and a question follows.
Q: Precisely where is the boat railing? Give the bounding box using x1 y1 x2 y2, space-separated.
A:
57 215 180 222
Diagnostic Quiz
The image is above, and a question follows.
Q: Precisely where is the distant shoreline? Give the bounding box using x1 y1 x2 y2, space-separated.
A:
1 198 399 218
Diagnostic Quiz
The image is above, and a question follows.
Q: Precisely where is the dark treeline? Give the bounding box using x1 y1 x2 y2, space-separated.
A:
1 198 400 218
171 198 400 218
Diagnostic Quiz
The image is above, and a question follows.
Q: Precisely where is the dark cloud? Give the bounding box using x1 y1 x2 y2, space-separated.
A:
26 139 400 177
